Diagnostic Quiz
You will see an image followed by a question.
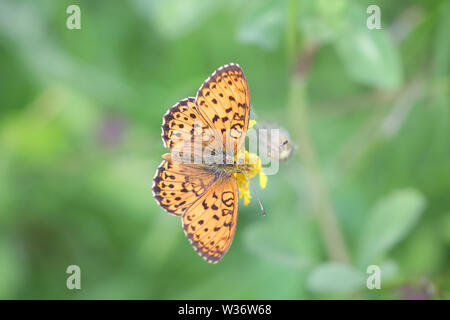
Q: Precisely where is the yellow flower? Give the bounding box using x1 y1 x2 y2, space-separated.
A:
234 149 267 206
248 119 257 129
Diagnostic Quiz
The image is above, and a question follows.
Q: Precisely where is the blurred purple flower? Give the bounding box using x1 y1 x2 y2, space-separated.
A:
400 279 435 300
97 114 127 146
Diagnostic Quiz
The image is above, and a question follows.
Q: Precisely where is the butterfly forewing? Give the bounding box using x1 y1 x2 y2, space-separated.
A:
195 63 250 153
161 97 224 161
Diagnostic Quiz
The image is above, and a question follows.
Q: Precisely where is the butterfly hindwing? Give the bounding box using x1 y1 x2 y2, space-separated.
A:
152 154 217 216
153 156 239 263
182 176 238 263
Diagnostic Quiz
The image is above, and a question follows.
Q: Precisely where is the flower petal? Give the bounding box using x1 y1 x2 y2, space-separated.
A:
259 171 268 189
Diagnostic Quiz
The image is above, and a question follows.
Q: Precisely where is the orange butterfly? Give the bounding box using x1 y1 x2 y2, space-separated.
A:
152 63 253 263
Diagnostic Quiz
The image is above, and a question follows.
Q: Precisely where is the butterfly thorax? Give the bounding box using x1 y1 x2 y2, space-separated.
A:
205 150 253 175
215 162 252 175
164 152 252 176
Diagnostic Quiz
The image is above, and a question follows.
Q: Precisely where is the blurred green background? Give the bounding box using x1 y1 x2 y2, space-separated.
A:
0 0 449 299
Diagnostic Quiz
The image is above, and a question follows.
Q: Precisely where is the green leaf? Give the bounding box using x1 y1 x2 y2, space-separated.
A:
298 0 349 44
298 2 402 88
356 189 426 266
307 261 398 295
334 5 402 88
236 0 287 50
307 262 365 294
135 0 219 40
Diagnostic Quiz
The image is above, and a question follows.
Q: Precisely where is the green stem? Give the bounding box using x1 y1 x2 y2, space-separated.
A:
289 75 350 263
287 0 350 263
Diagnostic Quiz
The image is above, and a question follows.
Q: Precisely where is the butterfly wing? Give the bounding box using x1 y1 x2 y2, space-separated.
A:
182 176 238 263
161 64 251 157
153 155 239 263
161 97 223 160
195 63 251 153
161 97 205 150
152 154 217 216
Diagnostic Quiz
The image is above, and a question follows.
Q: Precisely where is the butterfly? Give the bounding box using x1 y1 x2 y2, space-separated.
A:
152 63 252 263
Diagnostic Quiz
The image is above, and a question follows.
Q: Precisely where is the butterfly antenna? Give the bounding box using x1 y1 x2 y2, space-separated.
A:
243 171 266 216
